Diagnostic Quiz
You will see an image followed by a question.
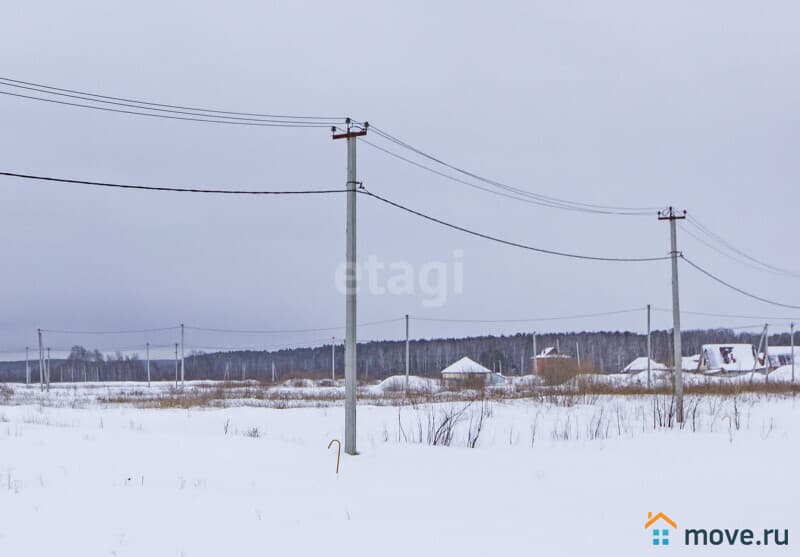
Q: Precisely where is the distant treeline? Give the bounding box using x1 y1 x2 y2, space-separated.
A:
0 328 786 383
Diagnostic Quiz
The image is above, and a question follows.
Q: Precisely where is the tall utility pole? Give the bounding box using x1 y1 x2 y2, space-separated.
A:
331 337 336 380
532 332 538 375
174 343 179 388
38 329 44 392
333 119 367 456
576 342 581 370
25 347 30 385
405 314 410 392
659 207 686 423
791 322 795 384
146 342 151 387
646 304 652 389
271 361 276 383
46 347 51 391
180 323 185 387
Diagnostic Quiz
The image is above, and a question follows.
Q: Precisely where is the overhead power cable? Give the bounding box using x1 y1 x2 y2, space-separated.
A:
41 326 179 335
0 171 346 195
366 126 660 216
0 170 670 263
0 76 343 121
186 318 404 335
359 189 670 262
680 255 800 310
650 307 797 322
412 308 644 324
0 90 337 129
683 216 800 278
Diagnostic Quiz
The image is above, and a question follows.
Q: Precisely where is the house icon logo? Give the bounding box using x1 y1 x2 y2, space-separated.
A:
645 512 677 546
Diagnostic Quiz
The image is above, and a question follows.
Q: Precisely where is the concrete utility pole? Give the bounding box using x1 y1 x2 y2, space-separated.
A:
174 343 179 388
659 207 686 423
333 119 368 456
46 347 51 391
146 342 151 387
331 337 336 380
38 329 44 392
180 323 185 387
405 314 410 392
271 361 276 383
764 323 770 384
576 342 581 370
646 304 652 389
25 347 30 385
791 322 795 385
532 332 538 375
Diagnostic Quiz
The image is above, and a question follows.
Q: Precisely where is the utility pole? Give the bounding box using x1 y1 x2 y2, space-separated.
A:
333 119 367 456
38 329 44 392
25 347 30 385
180 323 185 387
271 361 276 383
791 322 795 385
46 347 51 392
532 332 538 375
659 207 686 423
576 342 581 370
646 304 652 389
331 337 336 380
764 323 770 383
146 342 151 387
174 343 179 389
405 314 410 392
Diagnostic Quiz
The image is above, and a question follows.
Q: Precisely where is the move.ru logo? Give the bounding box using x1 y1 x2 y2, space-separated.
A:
645 512 677 546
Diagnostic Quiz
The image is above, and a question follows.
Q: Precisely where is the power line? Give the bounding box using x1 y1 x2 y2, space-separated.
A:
41 326 180 335
651 307 798 322
0 171 346 195
681 255 800 310
367 125 660 216
359 189 670 262
0 90 337 129
0 170 670 262
683 216 800 278
411 308 644 324
185 318 404 335
0 76 343 120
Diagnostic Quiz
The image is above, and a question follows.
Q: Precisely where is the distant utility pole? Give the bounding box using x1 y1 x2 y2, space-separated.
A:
46 347 51 391
174 343 179 388
405 314 410 392
25 347 30 385
646 304 652 389
764 323 770 384
146 342 151 387
180 323 185 387
38 329 44 392
333 119 368 456
271 361 276 383
331 337 336 380
576 342 581 370
532 332 538 375
791 322 795 385
658 207 686 423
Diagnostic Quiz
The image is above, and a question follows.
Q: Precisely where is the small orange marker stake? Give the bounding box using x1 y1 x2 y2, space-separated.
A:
328 439 342 474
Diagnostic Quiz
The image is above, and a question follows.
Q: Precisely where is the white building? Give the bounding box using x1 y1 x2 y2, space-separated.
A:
440 356 502 385
766 346 799 369
622 357 666 374
699 344 760 374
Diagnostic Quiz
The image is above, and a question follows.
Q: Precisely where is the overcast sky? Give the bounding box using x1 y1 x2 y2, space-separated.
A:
1 1 798 357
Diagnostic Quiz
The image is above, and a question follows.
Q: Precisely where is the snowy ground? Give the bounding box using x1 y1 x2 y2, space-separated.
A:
0 385 798 556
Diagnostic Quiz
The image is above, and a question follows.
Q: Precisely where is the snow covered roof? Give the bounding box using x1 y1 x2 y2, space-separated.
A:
766 346 799 368
700 344 760 373
440 356 492 375
534 347 570 359
622 357 667 373
682 355 700 371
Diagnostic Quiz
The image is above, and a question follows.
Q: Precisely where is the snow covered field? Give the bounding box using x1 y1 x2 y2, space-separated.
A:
0 385 798 556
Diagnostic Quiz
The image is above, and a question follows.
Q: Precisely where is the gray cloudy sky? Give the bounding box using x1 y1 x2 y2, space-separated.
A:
1 1 799 356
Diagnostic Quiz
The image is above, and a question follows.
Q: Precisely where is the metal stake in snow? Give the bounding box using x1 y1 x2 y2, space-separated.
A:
646 304 652 390
333 119 367 456
658 207 686 423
